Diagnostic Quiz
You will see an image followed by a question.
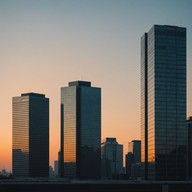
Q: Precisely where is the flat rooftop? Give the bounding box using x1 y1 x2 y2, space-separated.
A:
21 93 45 98
69 81 91 87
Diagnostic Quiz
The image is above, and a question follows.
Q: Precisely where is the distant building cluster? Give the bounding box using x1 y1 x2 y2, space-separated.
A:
10 24 192 181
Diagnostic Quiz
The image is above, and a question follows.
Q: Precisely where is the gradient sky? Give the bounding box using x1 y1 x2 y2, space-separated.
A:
0 0 192 172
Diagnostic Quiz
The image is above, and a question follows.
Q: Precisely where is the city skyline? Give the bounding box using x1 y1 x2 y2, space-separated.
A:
0 0 192 172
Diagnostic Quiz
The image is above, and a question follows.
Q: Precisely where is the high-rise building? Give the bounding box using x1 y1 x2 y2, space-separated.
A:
58 150 63 178
101 138 123 179
128 140 141 163
125 152 134 178
12 93 49 177
141 25 187 180
54 160 59 177
60 81 101 179
126 140 141 178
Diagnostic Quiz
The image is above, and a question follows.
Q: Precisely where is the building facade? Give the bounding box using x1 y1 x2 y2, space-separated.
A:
128 140 141 163
126 140 141 178
60 81 101 179
141 25 187 180
54 160 59 177
12 93 49 177
101 138 123 179
125 152 134 178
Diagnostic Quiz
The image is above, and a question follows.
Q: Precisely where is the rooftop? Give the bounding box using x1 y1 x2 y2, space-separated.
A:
21 93 45 98
68 81 91 87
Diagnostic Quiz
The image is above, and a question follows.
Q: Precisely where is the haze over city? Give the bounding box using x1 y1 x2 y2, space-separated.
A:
0 0 192 172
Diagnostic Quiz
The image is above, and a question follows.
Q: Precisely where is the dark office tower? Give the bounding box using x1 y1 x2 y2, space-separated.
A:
101 138 123 179
58 150 63 178
61 81 101 179
141 25 187 181
125 140 141 179
187 117 192 179
12 93 49 177
128 140 141 163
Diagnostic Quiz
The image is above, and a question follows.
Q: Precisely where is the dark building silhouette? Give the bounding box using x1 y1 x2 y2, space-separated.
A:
125 152 134 178
141 25 187 180
101 138 123 179
54 160 59 177
12 93 49 177
60 81 101 179
58 150 63 178
125 140 141 178
128 140 141 163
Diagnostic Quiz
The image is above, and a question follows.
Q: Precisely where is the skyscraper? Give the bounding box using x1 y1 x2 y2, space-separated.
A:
141 25 187 180
101 138 123 179
128 140 141 163
126 140 141 178
60 81 101 179
12 93 49 177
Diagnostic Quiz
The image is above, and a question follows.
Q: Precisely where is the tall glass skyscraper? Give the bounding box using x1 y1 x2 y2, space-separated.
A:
12 93 49 177
141 25 187 180
60 81 101 179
